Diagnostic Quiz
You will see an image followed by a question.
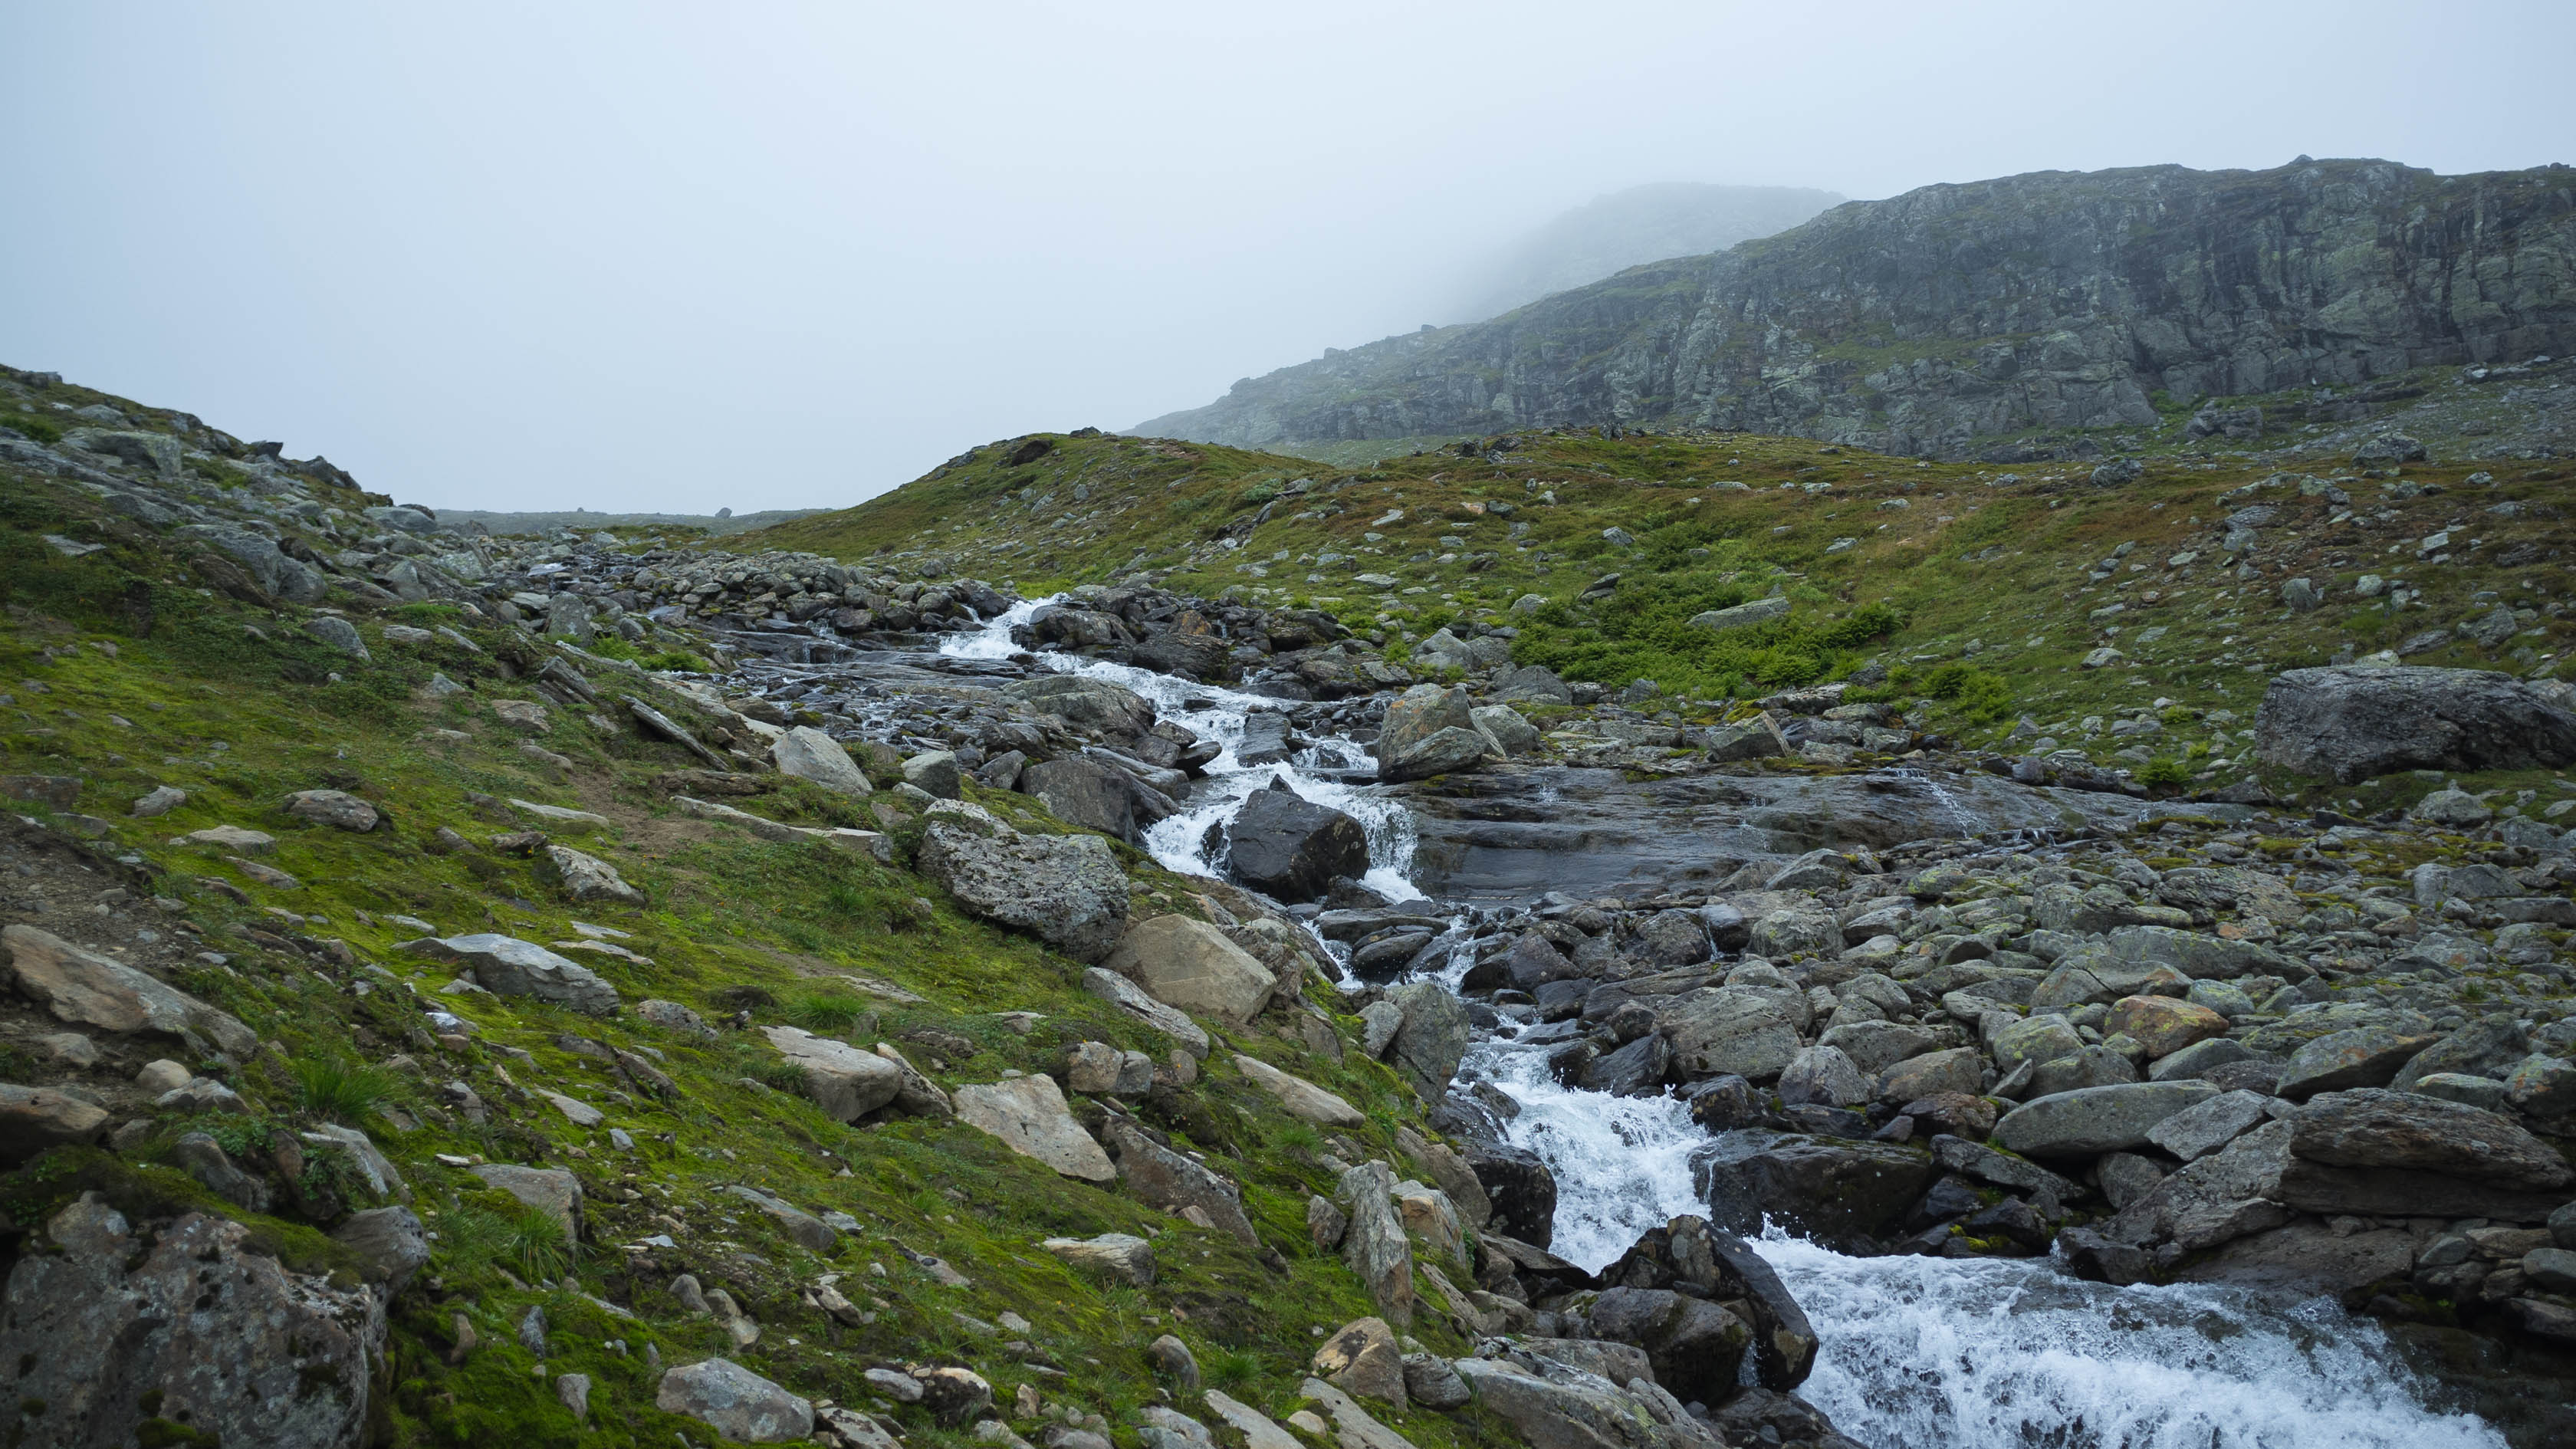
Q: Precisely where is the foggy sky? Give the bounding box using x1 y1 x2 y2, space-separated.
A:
3 2 2568 514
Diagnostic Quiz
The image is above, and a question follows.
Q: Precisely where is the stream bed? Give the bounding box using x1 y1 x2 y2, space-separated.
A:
743 600 2518 1448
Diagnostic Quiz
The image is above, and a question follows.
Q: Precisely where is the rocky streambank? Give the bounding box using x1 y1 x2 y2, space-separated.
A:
478 518 2576 1444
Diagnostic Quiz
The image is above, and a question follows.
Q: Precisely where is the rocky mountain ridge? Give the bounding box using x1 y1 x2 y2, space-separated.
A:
1138 158 2576 462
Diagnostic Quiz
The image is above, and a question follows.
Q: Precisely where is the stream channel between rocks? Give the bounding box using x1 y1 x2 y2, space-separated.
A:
712 596 2512 1449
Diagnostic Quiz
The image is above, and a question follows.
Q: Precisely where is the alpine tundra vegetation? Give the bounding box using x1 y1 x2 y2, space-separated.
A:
4 166 2576 1447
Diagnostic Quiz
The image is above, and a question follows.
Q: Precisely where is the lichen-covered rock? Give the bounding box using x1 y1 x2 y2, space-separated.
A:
2253 665 2576 783
918 817 1129 962
0 1198 383 1449
657 1357 814 1443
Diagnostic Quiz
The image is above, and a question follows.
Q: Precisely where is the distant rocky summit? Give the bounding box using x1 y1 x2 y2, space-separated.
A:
1142 158 2576 460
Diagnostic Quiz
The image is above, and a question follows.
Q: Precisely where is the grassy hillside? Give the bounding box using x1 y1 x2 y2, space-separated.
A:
752 426 2576 775
0 377 1520 1449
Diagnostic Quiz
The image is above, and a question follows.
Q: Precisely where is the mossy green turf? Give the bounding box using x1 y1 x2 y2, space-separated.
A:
752 426 2576 796
0 471 1510 1449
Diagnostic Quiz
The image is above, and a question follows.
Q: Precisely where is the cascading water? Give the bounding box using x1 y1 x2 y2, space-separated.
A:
922 605 2502 1449
1763 1237 2505 1449
940 597 1421 901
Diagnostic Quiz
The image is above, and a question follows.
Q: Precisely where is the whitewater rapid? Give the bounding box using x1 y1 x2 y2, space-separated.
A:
941 596 1422 901
933 603 2505 1449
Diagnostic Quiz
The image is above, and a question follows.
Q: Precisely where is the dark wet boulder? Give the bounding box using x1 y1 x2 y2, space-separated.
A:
1505 931 1585 991
1237 711 1296 766
1022 754 1172 844
1692 1131 1934 1242
1127 610 1235 680
2253 665 2576 784
1431 1092 1556 1246
1582 1286 1750 1406
1684 1075 1762 1131
1627 909 1711 967
1579 1032 1673 1097
1221 781 1368 904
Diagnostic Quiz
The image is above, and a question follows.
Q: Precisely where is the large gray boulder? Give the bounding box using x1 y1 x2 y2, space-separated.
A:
657 1358 813 1443
1661 981 1808 1083
1387 981 1470 1100
1335 1162 1416 1325
0 1199 383 1449
1446 1356 1718 1449
2292 1088 2571 1189
1694 1132 1933 1240
1021 754 1144 843
764 1025 904 1120
1103 1116 1258 1245
3 924 261 1057
1223 782 1368 902
953 1073 1116 1181
396 934 619 1015
1993 1081 2222 1157
1001 674 1157 738
1376 684 1493 783
771 727 872 794
916 816 1129 961
1582 1286 1751 1408
2101 1119 2295 1255
2253 665 2576 783
1106 915 1276 1025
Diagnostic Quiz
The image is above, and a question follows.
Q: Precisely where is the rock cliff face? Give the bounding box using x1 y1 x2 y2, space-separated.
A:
1141 159 2576 458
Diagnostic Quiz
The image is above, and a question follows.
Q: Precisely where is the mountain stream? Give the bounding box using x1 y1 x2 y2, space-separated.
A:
869 600 2507 1447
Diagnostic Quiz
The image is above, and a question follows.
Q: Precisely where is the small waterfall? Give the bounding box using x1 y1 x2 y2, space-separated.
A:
1763 1235 2505 1449
938 600 1421 900
1476 1037 1707 1270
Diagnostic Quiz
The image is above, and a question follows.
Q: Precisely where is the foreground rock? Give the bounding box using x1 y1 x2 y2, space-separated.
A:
0 1197 383 1449
1223 782 1369 902
2253 665 2576 783
397 933 621 1014
917 810 1129 961
4 923 261 1057
953 1073 1116 1181
658 1358 814 1443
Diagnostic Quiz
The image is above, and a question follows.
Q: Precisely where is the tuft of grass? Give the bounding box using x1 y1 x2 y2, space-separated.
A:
1203 1347 1263 1390
2137 756 2192 791
782 988 876 1036
291 1056 398 1124
437 1203 584 1282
